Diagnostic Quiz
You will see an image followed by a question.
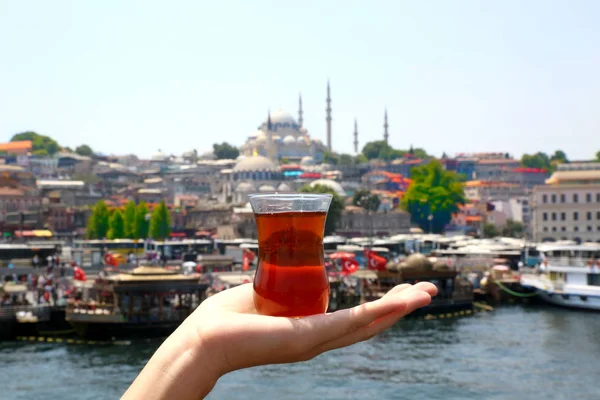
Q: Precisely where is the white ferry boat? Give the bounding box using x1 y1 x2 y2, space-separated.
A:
520 244 600 310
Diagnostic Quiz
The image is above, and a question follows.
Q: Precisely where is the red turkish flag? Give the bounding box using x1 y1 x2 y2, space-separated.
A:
366 249 387 271
104 253 119 267
242 248 255 271
73 266 87 281
341 257 359 276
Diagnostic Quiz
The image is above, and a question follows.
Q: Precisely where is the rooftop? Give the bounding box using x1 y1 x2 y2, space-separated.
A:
0 140 32 153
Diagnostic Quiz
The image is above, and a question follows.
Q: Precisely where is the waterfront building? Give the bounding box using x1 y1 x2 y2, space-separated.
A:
464 180 525 202
336 205 411 237
532 162 600 243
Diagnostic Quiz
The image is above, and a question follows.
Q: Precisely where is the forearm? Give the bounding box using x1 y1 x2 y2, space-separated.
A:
122 323 221 400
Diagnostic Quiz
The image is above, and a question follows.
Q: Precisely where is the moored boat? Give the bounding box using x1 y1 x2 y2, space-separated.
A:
520 243 600 311
65 266 209 340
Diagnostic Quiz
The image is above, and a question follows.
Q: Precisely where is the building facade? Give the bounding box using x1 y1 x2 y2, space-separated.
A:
532 163 600 242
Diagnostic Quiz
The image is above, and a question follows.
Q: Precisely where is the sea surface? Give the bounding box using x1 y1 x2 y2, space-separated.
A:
1 305 599 400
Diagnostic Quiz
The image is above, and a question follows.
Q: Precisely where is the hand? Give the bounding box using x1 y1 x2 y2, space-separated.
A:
195 281 437 373
123 282 437 400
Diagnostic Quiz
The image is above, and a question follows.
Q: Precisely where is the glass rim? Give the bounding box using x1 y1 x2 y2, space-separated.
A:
247 193 333 200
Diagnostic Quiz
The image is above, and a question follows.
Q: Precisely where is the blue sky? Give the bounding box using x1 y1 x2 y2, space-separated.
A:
1 0 599 159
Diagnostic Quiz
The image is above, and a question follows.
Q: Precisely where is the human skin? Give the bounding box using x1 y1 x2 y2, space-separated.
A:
122 282 437 400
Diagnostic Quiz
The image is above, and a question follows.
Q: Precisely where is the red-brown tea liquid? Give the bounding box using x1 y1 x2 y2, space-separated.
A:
253 211 330 317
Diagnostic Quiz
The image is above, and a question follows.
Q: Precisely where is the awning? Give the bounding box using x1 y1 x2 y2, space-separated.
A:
195 230 211 237
169 232 186 238
15 230 53 238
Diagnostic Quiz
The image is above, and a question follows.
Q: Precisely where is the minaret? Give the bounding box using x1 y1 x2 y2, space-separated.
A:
326 81 332 151
353 119 359 154
383 109 389 144
266 110 277 161
298 93 304 127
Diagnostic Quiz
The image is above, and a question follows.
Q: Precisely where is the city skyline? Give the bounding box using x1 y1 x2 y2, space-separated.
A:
1 1 599 159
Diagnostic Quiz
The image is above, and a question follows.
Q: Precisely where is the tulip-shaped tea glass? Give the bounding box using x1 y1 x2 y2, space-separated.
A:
249 193 333 317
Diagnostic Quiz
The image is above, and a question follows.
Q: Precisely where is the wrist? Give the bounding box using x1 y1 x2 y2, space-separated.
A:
123 321 222 400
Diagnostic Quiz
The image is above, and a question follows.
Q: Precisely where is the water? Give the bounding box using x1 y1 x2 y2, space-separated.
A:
2 305 599 400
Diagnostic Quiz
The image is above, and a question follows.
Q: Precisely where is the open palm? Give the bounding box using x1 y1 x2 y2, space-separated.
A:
191 282 437 374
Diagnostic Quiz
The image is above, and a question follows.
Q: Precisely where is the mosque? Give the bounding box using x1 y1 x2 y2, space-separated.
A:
240 96 328 163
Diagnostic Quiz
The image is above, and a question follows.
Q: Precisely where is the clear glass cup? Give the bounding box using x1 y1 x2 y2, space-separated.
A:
249 193 333 317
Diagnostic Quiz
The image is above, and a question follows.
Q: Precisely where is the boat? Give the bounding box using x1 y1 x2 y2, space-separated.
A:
65 266 209 339
520 243 600 310
0 282 72 340
358 253 474 317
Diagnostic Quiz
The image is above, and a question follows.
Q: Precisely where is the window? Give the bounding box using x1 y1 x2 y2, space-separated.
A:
552 227 557 232
573 193 579 203
574 212 579 221
543 227 548 232
543 212 548 221
588 226 593 232
561 194 566 203
574 226 579 232
587 193 592 203
542 194 548 203
597 193 600 202
597 211 600 220
588 212 593 221
598 226 600 231
552 212 557 221
561 212 566 221
551 194 556 203
561 227 566 232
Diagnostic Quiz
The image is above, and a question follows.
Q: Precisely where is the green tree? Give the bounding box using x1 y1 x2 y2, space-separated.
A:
362 141 392 160
501 219 524 238
86 200 110 239
123 200 137 238
338 154 354 166
11 131 60 155
213 142 239 160
521 152 551 170
400 160 465 233
550 150 568 164
483 223 500 238
149 200 172 240
107 209 125 239
133 201 150 239
323 151 339 165
354 154 368 164
352 189 381 212
280 157 290 165
75 144 93 156
595 150 600 162
299 184 344 236
32 149 49 156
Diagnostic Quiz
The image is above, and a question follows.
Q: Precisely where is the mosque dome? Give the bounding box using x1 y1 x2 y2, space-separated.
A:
152 150 169 162
255 131 267 143
268 109 297 125
235 182 256 193
259 184 276 192
273 135 282 143
277 182 292 192
233 155 277 172
248 129 262 139
300 156 315 166
199 151 216 161
296 136 306 145
283 135 296 145
309 179 346 196
236 154 247 162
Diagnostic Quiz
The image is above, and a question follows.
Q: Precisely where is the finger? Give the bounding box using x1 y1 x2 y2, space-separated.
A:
405 282 438 297
310 289 432 355
291 289 411 348
382 283 412 298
